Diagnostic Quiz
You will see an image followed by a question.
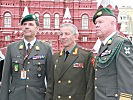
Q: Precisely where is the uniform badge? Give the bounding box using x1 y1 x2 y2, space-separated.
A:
107 38 112 45
35 45 40 51
73 48 78 55
14 63 19 72
73 63 84 68
97 11 102 16
19 44 24 50
59 51 63 56
124 47 130 55
91 58 95 67
101 50 112 57
21 69 26 80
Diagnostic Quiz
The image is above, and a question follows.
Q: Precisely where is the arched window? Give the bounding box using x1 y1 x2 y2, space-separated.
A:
44 14 50 28
55 14 59 29
4 12 11 27
82 14 88 29
34 13 39 21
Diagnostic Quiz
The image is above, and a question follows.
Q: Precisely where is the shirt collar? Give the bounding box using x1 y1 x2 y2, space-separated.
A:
102 32 116 45
65 44 76 54
24 37 36 50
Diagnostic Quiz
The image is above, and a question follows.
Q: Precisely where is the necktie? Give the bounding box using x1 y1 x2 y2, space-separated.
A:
64 51 69 61
27 43 31 55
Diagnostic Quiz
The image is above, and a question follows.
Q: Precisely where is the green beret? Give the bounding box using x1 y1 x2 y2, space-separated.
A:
21 14 39 25
93 7 116 24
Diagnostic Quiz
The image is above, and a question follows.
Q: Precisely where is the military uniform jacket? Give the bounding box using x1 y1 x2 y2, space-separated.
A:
0 40 53 100
95 33 133 100
45 45 95 100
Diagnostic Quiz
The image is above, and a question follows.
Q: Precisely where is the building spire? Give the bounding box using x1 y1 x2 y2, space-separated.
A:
99 0 117 9
62 7 72 23
22 6 29 17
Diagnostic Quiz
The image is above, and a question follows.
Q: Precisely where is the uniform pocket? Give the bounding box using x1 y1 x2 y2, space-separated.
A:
106 88 118 97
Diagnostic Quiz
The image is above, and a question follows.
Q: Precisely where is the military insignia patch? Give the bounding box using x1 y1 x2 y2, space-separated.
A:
32 15 36 19
101 50 112 57
73 63 84 68
73 48 78 55
19 44 24 50
14 63 19 72
124 47 130 55
91 58 95 67
35 45 40 50
97 11 102 16
107 38 112 45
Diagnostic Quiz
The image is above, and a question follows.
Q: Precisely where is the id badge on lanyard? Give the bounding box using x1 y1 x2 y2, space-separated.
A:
21 68 26 80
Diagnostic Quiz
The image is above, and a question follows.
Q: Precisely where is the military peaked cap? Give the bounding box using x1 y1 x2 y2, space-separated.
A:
21 14 39 25
93 7 116 24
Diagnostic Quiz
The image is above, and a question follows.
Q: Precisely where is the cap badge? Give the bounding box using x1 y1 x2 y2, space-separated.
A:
97 11 102 16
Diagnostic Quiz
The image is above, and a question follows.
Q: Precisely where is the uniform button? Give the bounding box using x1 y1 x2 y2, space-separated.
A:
68 80 71 84
27 69 30 72
95 69 98 71
38 62 41 65
9 89 11 92
95 86 97 89
68 96 71 99
58 96 61 98
26 85 29 88
95 77 97 80
104 58 107 60
15 61 18 63
58 80 61 83
27 62 30 64
115 94 118 97
27 77 29 79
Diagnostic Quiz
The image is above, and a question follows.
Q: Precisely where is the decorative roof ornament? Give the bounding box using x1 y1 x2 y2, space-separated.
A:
62 7 72 23
22 6 29 18
99 0 117 9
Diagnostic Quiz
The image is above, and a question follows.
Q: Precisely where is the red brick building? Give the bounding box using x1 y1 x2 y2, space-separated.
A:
0 0 120 54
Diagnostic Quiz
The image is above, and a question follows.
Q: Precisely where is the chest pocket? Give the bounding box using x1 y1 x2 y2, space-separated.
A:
12 57 23 72
96 41 123 68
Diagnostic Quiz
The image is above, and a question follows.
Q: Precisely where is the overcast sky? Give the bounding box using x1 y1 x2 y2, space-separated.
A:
97 0 133 7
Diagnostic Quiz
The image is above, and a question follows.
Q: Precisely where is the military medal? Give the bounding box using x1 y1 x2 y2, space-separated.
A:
14 63 19 72
21 69 26 80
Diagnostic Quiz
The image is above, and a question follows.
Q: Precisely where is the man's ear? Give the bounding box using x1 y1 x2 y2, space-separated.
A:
18 23 22 30
74 34 79 41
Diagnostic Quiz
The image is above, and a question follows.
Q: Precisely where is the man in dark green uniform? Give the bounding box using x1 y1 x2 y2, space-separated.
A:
45 23 95 100
93 7 133 100
0 14 53 100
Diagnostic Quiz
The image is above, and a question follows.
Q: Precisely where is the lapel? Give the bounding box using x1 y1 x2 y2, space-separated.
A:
27 40 40 60
18 40 25 57
97 33 118 57
58 45 79 80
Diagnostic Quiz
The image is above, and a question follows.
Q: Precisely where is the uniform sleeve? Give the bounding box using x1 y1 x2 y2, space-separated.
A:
45 51 54 100
116 40 133 99
45 46 53 82
0 45 12 100
85 51 95 100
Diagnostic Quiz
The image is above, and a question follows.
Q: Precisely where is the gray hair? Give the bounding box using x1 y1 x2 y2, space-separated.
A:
60 23 79 35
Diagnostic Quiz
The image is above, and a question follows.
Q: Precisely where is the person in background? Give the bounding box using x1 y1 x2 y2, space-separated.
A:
93 7 133 100
45 23 95 100
0 14 53 100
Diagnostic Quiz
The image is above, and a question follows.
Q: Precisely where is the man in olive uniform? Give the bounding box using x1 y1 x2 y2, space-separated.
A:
0 14 53 100
93 7 133 100
45 23 95 100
